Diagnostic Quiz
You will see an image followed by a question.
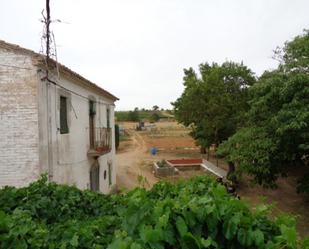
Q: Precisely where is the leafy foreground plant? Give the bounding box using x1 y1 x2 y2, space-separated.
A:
0 175 308 249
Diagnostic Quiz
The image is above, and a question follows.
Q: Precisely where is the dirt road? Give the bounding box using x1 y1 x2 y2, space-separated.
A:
116 130 159 190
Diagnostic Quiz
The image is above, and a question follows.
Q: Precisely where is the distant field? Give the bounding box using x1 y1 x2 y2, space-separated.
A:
119 121 199 155
115 110 174 122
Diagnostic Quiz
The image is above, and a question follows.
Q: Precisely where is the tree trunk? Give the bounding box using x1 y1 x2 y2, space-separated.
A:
215 144 219 167
227 162 235 176
214 128 219 166
227 162 237 184
200 146 206 154
207 147 210 160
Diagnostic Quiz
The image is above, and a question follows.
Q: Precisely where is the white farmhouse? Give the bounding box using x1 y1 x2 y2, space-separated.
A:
0 40 118 193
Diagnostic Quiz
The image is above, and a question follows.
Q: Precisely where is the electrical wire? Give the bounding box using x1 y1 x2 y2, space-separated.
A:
0 63 114 107
0 63 32 70
44 76 114 107
49 76 112 166
58 158 90 165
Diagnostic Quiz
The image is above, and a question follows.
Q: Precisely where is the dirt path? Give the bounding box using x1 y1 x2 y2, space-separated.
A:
116 130 159 190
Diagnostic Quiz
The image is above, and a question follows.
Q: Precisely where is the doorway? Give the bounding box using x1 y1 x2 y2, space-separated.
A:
90 161 100 191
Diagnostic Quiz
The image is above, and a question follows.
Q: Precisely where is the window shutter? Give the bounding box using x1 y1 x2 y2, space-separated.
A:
60 96 69 134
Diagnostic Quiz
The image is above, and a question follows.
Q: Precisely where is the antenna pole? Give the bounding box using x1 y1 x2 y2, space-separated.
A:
46 0 51 63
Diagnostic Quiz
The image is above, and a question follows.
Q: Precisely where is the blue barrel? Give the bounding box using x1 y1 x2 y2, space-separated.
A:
150 147 157 156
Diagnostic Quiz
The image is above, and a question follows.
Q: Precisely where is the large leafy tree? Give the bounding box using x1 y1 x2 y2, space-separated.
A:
173 62 256 153
218 31 309 187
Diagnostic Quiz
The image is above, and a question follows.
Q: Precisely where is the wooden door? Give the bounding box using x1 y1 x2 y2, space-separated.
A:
90 162 100 191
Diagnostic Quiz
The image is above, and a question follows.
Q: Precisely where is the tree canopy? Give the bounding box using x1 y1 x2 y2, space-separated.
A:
174 30 309 189
218 31 309 187
172 61 256 150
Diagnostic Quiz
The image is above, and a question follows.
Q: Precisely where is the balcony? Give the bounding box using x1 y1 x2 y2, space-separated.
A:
87 127 112 157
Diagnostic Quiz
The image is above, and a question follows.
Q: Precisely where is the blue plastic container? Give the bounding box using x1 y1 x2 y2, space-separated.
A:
150 147 157 156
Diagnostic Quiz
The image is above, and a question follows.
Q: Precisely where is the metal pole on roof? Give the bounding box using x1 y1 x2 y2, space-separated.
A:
45 0 51 76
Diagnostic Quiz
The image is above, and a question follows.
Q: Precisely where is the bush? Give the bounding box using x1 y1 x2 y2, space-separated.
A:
297 173 309 196
150 113 160 122
0 175 308 248
156 159 169 168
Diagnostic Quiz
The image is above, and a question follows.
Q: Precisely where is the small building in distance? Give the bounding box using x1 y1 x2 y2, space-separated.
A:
0 40 118 193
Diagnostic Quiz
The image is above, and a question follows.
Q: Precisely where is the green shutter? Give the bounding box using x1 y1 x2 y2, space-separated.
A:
89 100 96 116
60 96 69 134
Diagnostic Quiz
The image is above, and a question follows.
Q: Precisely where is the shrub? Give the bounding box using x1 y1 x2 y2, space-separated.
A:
0 175 308 248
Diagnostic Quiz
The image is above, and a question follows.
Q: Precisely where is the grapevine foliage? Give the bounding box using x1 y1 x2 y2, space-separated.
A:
0 175 308 248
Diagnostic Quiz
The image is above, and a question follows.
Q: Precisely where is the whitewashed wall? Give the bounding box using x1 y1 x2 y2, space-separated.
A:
37 69 117 193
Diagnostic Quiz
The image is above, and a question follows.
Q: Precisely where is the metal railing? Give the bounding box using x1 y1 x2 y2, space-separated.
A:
93 127 112 154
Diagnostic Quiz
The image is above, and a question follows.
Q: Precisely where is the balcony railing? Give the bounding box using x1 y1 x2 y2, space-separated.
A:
88 127 112 157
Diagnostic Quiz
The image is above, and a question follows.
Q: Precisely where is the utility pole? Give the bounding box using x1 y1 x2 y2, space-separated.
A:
45 0 51 77
43 0 54 181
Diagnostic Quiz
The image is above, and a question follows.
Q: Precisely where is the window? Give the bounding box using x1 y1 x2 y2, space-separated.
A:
60 96 69 134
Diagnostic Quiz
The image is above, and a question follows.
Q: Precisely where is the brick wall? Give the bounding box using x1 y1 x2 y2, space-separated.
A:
0 48 40 187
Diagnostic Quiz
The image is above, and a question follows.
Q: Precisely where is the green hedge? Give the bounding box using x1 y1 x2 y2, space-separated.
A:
0 175 308 248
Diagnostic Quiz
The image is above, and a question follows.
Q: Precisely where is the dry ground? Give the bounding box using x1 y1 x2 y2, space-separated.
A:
116 121 309 238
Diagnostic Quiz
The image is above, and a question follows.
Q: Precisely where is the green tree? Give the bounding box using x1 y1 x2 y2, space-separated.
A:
218 31 309 187
128 110 140 122
150 112 160 122
173 62 256 154
152 105 159 111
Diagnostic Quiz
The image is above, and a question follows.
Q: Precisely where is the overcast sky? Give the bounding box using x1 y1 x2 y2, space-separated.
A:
1 1 308 110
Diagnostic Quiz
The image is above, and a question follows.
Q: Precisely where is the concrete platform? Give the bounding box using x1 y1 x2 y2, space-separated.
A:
201 159 227 178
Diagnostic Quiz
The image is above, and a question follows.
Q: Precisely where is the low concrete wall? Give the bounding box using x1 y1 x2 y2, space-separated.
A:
166 159 203 171
153 162 176 177
167 159 202 165
173 165 201 171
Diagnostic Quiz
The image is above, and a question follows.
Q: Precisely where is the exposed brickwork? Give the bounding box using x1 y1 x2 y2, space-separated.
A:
0 48 40 187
